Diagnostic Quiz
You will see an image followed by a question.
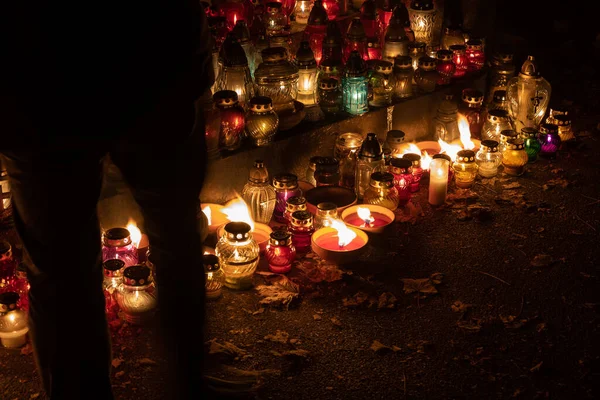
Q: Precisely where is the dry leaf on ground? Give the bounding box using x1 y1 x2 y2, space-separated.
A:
451 301 472 313
531 254 555 267
255 275 300 307
331 317 343 327
271 349 310 360
294 257 345 283
342 291 369 307
207 339 247 358
402 273 443 296
264 330 289 344
377 292 397 310
370 340 392 353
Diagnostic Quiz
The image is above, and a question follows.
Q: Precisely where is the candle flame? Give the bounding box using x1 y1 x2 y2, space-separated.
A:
356 206 374 225
458 114 475 150
437 139 463 162
126 219 142 248
330 218 357 248
399 143 422 157
222 195 255 231
233 14 237 26
202 205 212 226
421 150 433 171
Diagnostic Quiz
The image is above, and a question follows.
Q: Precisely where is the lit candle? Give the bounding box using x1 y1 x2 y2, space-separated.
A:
341 205 395 234
311 221 369 264
0 292 29 348
428 158 449 206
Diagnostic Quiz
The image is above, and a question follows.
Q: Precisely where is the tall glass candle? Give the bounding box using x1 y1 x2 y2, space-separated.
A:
295 41 319 106
355 133 385 200
408 0 437 47
344 18 369 62
428 158 449 206
343 51 369 115
393 55 414 99
290 211 315 255
449 44 468 78
304 0 328 64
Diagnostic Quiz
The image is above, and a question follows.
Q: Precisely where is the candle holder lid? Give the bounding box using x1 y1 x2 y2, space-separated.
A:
432 153 451 162
315 156 340 170
361 0 378 19
286 196 307 212
249 96 274 113
492 50 514 65
461 88 484 105
369 171 395 188
317 202 338 212
500 129 518 141
220 35 248 67
103 227 132 247
272 173 299 190
319 61 339 74
456 150 476 163
319 77 338 90
123 264 152 286
519 55 541 78
375 60 393 73
549 105 569 116
213 90 239 107
336 132 363 149
480 139 499 152
506 138 525 150
385 130 406 146
103 259 125 273
308 0 328 26
417 56 437 70
449 44 466 53
203 254 221 272
391 1 410 21
269 230 292 246
465 39 483 50
309 156 323 169
0 292 19 312
296 41 317 68
487 109 509 122
409 41 427 55
553 115 571 126
231 20 251 44
346 18 367 41
291 210 313 227
492 90 507 103
393 55 413 69
437 50 453 62
390 158 413 173
261 46 289 62
520 127 538 138
358 133 383 160
539 123 559 135
345 51 367 76
410 0 434 11
402 153 422 166
224 221 253 241
367 39 382 49
266 1 282 13
248 159 270 184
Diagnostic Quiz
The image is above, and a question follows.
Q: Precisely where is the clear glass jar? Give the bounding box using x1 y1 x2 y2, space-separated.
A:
116 265 157 324
334 132 364 161
0 292 29 348
290 211 315 255
459 89 484 139
414 56 438 93
305 156 321 186
0 241 16 289
502 139 528 176
265 2 287 36
102 228 139 267
343 51 369 115
383 12 409 62
452 150 478 189
498 129 518 153
314 202 338 229
408 0 437 47
369 60 395 107
487 61 515 104
294 0 313 24
231 20 257 78
245 96 279 146
402 153 423 192
408 41 427 70
384 129 407 159
296 41 318 106
317 77 342 114
433 94 460 142
553 115 575 143
449 44 467 78
314 157 340 186
284 196 308 224
215 222 260 290
481 109 512 142
272 173 303 223
507 56 552 133
255 47 299 115
102 259 125 315
344 18 369 63
203 254 225 300
388 159 413 206
242 160 276 224
265 230 296 274
392 56 414 99
304 1 328 64
475 140 502 178
321 22 344 67
364 171 400 211
538 123 561 159
465 39 485 72
441 27 465 50
520 127 541 163
355 133 385 200
436 50 455 85
215 36 255 107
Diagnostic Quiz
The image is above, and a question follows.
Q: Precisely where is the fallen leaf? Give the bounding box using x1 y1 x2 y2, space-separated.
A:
503 182 522 190
294 257 345 283
271 349 310 360
30 394 40 399
255 275 300 308
543 178 570 190
264 330 289 344
571 230 584 236
115 371 126 378
395 201 424 224
313 314 322 321
342 291 369 307
536 322 547 333
402 278 438 295
112 358 124 369
331 317 342 328
457 319 482 332
430 272 444 284
252 308 265 315
447 190 479 202
289 339 301 345
535 227 545 233
451 301 472 313
138 358 157 366
222 366 281 378
531 254 555 267
500 315 528 329
377 292 397 310
370 340 392 353
207 339 247 358
530 361 543 372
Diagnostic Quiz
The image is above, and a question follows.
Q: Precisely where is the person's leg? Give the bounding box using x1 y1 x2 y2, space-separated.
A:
110 99 207 399
0 148 112 399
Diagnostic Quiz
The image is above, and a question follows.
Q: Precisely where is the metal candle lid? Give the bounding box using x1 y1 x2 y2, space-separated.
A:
386 130 406 147
389 158 413 174
465 39 483 50
519 55 541 78
492 50 514 65
539 123 558 135
369 171 394 189
409 42 427 55
249 96 273 113
456 150 476 163
224 221 253 241
123 265 152 286
375 60 393 73
315 157 339 171
553 115 571 126
394 55 413 69
345 51 367 76
449 44 466 53
286 196 307 213
203 254 221 272
520 127 538 139
103 228 132 247
500 129 518 141
402 153 422 167
266 1 282 13
308 0 328 26
432 153 451 162
269 230 291 246
272 173 299 190
295 41 317 69
410 0 434 11
480 140 499 153
261 47 288 62
486 109 509 122
493 90 507 103
248 159 270 184
231 20 251 44
103 259 126 277
417 56 437 70
317 202 338 213
437 49 453 62
213 90 239 107
368 40 382 50
319 77 338 90
461 89 484 105
291 210 313 227
0 292 19 312
506 138 525 150
346 18 367 41
358 133 383 160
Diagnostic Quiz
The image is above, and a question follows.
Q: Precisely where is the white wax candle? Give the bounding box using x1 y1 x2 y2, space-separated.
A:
428 159 449 206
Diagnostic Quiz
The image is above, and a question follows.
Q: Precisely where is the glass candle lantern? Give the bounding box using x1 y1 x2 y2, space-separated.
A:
314 202 338 229
436 50 455 85
284 196 308 224
388 158 413 206
498 129 518 153
245 96 279 147
483 90 509 121
475 140 502 178
220 0 248 31
318 77 342 114
449 44 468 78
441 27 465 50
507 56 552 133
428 157 449 206
322 0 340 20
265 230 296 274
216 222 260 290
102 259 125 315
538 123 561 159
339 150 358 189
408 0 437 47
414 56 438 93
384 130 406 159
254 33 270 67
254 47 299 115
102 227 139 267
213 90 246 151
402 153 423 192
452 150 478 189
203 254 225 300
116 265 157 324
294 0 313 24
0 241 16 289
465 39 485 72
355 133 385 200
334 132 364 161
242 160 277 223
265 2 287 36
460 89 484 139
231 20 257 78
433 153 454 184
344 18 369 62
408 41 427 70
369 60 394 107
295 41 318 106
487 60 515 104
553 115 575 143
520 127 541 163
481 109 512 142
343 51 369 115
304 0 329 65
274 0 297 21
383 9 409 62
546 105 569 122
315 157 340 186
360 0 384 44
502 139 528 176
216 35 255 106
0 292 28 348
393 55 414 99
433 94 460 142
290 210 315 255
378 0 402 29
321 22 344 67
272 173 302 223
364 171 400 211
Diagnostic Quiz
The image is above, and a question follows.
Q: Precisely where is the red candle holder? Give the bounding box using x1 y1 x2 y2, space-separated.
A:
311 226 369 264
304 0 329 65
341 204 395 234
436 50 456 85
322 0 340 20
265 230 296 274
465 39 485 72
219 0 248 30
449 44 468 78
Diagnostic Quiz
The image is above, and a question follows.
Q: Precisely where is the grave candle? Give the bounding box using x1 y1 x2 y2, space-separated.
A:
428 157 449 206
538 123 561 159
341 205 395 233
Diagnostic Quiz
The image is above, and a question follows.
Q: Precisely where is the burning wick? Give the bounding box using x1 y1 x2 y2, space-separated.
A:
329 219 357 249
126 219 142 248
356 206 375 228
202 205 212 226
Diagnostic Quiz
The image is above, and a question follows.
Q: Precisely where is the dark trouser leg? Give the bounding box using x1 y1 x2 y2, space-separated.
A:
0 149 112 399
110 100 207 399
